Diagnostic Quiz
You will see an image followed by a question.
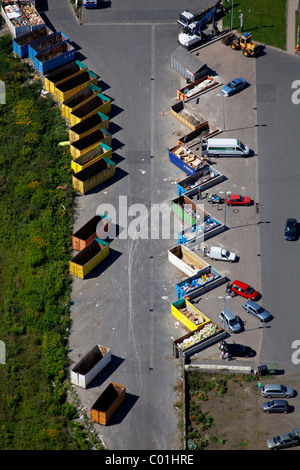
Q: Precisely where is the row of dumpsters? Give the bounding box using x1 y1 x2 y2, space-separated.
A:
9 3 125 427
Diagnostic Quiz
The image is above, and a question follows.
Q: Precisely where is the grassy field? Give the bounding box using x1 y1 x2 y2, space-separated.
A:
0 34 103 450
223 0 287 50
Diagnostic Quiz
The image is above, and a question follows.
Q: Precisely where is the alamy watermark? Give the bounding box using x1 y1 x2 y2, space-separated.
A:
95 195 206 243
291 80 300 104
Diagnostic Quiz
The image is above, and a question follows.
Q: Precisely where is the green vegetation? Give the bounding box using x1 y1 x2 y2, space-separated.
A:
186 372 228 450
223 0 287 50
0 35 102 450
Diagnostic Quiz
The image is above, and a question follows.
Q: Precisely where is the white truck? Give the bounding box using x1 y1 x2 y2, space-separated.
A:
206 246 236 262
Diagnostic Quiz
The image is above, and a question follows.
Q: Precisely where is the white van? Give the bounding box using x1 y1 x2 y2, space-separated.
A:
207 246 236 262
201 138 250 157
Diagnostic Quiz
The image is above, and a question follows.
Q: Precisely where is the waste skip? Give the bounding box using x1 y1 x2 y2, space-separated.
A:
33 42 75 74
69 93 111 126
72 214 111 251
69 111 110 143
61 84 102 120
70 128 112 159
71 142 112 174
72 157 116 195
13 26 52 58
44 60 87 94
71 345 112 388
28 31 69 60
90 383 126 425
54 70 98 103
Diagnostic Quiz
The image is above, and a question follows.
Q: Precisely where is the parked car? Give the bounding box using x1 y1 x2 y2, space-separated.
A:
219 309 242 333
261 384 295 398
226 194 251 206
227 280 259 301
219 340 253 358
242 300 271 322
262 399 289 414
266 428 300 450
207 246 236 262
221 77 247 96
284 218 297 241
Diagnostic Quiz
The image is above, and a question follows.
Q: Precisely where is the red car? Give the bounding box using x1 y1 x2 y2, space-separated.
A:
226 280 259 301
226 194 251 206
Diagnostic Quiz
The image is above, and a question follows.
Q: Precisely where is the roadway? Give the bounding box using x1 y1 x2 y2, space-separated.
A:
38 0 300 450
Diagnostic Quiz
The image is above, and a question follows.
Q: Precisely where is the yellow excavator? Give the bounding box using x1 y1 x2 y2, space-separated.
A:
230 32 260 57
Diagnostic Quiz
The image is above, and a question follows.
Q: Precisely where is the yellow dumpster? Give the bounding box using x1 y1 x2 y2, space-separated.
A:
44 60 87 94
71 142 112 174
70 238 109 279
170 298 211 331
70 128 112 159
69 111 110 143
61 84 101 120
72 157 116 195
69 93 111 126
54 70 98 103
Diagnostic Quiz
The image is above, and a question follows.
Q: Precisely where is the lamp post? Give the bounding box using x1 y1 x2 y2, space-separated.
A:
219 190 231 227
219 295 231 313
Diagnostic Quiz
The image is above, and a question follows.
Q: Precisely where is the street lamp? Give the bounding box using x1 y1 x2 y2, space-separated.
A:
219 190 231 227
217 93 225 131
219 295 231 312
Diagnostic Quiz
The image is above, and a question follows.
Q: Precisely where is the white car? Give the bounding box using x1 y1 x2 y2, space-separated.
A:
207 246 236 262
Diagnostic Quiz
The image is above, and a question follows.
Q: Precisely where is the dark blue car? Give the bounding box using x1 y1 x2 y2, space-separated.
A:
284 218 297 240
221 77 247 96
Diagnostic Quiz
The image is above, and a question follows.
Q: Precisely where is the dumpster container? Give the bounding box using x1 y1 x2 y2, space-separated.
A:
54 70 98 103
13 25 52 58
176 266 225 300
71 344 111 388
71 142 112 174
69 111 110 143
33 42 75 74
72 214 111 251
72 157 116 195
171 298 211 332
70 128 112 159
69 93 111 126
1 3 31 38
28 31 69 60
90 383 126 425
168 145 208 176
61 84 101 120
177 75 218 101
69 238 109 279
44 60 87 94
177 166 223 197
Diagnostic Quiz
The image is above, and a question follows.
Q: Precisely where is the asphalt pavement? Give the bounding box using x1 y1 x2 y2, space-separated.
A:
38 0 300 450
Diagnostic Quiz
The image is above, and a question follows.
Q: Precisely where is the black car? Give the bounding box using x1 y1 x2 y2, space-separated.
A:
219 341 253 358
284 218 297 240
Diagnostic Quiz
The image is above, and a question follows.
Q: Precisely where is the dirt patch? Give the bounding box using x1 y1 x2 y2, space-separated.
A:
186 371 300 450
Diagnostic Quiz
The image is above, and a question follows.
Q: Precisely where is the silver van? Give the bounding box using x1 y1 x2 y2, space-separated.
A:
201 138 250 157
219 309 242 333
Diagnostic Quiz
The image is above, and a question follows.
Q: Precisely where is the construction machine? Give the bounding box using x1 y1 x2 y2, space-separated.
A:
178 0 222 49
230 32 260 57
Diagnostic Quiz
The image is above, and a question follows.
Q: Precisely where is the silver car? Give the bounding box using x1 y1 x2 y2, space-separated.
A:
219 309 242 333
242 300 271 322
261 384 295 398
262 399 289 414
